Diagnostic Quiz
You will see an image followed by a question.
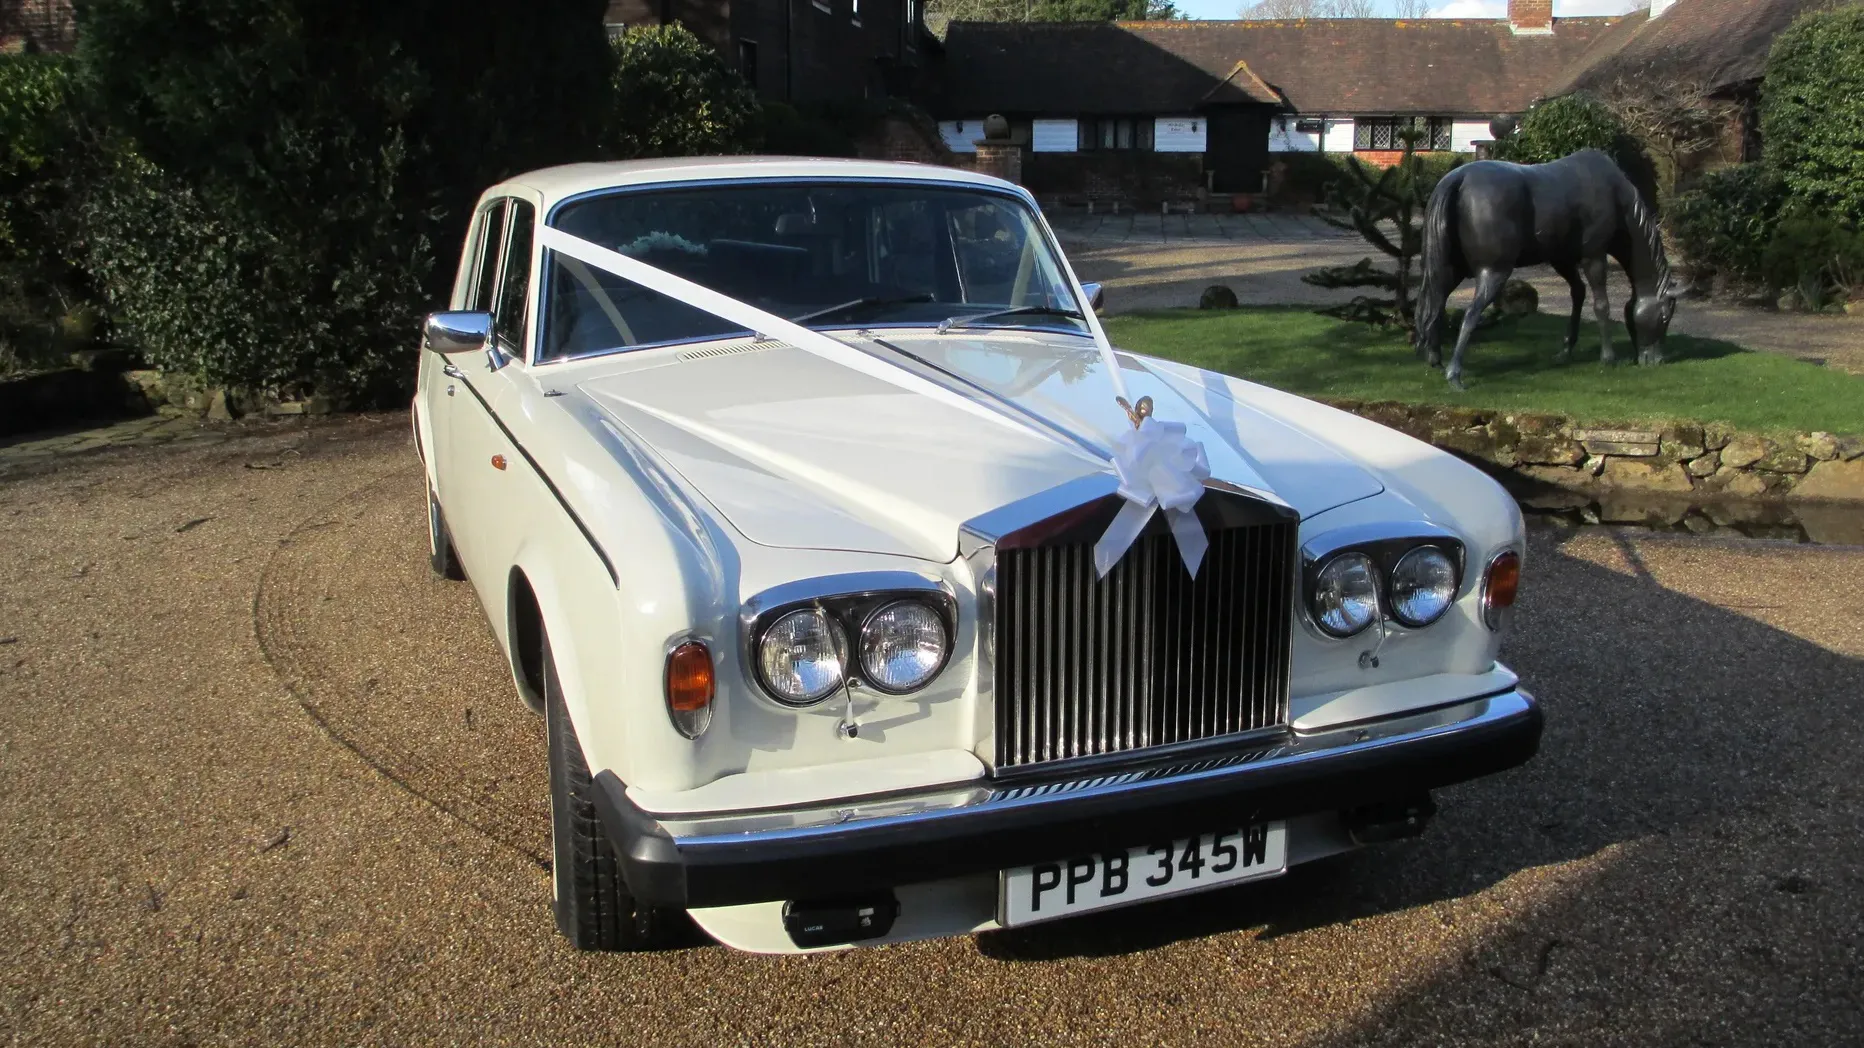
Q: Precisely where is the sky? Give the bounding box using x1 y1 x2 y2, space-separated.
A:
1172 0 1643 22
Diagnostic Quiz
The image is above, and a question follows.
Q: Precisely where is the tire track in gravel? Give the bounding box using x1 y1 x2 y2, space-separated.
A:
251 464 552 870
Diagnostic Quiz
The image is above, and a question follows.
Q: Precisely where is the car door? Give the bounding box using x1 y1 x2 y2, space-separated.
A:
440 195 539 616
430 196 507 558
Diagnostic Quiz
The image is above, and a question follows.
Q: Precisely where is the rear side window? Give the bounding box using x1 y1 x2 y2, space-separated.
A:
470 200 508 312
494 200 536 356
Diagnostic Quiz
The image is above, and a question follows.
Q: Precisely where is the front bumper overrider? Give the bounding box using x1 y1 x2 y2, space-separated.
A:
595 688 1542 909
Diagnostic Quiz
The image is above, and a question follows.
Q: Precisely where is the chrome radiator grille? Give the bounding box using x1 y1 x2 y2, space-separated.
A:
992 520 1296 771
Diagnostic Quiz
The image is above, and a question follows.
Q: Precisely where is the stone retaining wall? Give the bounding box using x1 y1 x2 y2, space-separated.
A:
1321 399 1864 503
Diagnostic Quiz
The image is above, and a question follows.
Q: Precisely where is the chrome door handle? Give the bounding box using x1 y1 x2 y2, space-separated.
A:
442 363 465 379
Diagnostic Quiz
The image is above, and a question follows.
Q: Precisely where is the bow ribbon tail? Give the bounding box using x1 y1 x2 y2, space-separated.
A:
1092 498 1157 578
1166 506 1209 578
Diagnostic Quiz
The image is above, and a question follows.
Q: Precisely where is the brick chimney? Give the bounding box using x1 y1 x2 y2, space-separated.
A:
1509 0 1553 35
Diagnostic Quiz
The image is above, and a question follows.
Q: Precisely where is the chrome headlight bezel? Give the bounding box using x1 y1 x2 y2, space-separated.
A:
1309 551 1382 638
754 608 846 707
1388 544 1459 629
857 599 953 695
1300 523 1467 640
741 573 959 707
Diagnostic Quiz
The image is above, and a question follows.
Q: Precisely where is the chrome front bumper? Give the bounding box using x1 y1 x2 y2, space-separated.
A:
595 688 1541 908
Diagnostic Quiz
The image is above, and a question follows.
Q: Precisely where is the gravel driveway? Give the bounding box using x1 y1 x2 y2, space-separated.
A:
2 416 1861 1046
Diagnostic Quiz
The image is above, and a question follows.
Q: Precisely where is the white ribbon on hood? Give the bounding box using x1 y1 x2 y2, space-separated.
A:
538 220 1212 578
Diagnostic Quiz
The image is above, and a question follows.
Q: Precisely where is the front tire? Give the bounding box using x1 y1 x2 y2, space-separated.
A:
545 635 682 951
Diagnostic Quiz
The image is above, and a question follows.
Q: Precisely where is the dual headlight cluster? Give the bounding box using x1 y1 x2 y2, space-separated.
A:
1309 543 1461 638
755 597 953 705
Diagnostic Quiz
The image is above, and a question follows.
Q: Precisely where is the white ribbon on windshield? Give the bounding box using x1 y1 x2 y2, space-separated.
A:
537 226 1027 434
540 221 1212 577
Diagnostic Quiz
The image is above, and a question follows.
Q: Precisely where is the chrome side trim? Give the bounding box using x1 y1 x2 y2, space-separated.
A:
650 688 1531 839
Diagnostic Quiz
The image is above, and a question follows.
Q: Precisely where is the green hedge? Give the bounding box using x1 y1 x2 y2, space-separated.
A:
0 53 90 369
1760 4 1864 225
69 0 613 403
1671 164 1789 285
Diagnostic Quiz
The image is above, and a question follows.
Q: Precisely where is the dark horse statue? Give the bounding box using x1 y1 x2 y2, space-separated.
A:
1415 149 1680 391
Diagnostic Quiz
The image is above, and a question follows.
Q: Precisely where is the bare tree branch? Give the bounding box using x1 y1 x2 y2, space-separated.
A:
1392 0 1432 17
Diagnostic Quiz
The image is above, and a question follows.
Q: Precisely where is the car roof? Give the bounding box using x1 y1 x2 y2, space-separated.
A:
497 156 1025 210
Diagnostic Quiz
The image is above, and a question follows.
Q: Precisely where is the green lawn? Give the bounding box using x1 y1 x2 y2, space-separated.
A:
1105 307 1864 436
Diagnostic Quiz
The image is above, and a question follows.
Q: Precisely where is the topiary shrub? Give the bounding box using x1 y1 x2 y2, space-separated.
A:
1490 93 1656 201
1760 4 1864 225
606 24 761 160
1671 163 1789 286
72 0 612 403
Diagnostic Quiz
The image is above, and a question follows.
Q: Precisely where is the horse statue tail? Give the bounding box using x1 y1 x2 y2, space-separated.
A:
1413 166 1462 357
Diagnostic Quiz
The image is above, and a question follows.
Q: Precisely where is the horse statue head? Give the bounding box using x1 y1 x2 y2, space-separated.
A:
1627 281 1683 367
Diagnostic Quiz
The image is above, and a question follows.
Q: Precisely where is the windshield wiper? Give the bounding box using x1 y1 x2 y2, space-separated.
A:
937 304 1085 334
789 293 934 325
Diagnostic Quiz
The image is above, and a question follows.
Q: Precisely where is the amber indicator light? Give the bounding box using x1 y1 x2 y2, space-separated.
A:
1485 551 1520 610
665 642 715 713
490 454 507 471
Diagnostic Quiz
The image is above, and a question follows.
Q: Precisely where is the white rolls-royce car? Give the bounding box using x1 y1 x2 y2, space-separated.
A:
413 158 1539 955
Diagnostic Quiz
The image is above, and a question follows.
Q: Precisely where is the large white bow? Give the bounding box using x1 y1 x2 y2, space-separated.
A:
1092 416 1212 579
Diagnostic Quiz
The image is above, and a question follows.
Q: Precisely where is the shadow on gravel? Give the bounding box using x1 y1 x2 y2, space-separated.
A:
980 526 1864 1044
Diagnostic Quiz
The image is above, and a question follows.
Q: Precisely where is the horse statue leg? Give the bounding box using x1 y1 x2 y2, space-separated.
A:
1444 268 1510 392
1584 256 1615 365
1553 261 1585 363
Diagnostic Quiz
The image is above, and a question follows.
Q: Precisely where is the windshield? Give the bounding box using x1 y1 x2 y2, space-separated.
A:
540 181 1087 361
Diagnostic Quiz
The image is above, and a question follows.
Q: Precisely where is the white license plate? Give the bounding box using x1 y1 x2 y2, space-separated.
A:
999 822 1287 927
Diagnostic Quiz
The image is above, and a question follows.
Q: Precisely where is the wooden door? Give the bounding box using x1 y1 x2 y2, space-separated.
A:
1204 107 1271 194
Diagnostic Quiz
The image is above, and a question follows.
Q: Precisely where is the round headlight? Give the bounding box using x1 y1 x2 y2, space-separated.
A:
859 601 949 693
1390 546 1458 628
757 609 844 706
1312 552 1380 637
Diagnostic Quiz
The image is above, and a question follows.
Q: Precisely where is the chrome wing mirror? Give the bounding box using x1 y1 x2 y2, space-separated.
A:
1080 282 1105 312
423 311 493 356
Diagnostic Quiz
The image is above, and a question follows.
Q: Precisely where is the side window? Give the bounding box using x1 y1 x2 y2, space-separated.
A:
470 200 508 313
493 200 536 356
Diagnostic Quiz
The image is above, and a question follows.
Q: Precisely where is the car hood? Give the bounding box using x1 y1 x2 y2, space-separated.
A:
576 330 1383 562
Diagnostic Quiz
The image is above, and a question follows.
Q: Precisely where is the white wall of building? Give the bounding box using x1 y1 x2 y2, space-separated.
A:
1323 118 1357 154
1450 119 1492 153
1153 116 1207 152
1031 118 1078 153
1267 117 1321 153
938 119 985 153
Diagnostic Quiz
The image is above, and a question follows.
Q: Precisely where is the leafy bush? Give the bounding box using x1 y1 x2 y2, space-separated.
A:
73 0 612 402
1489 94 1626 164
0 53 94 369
1671 164 1789 284
1761 214 1864 311
606 24 761 160
1760 4 1864 224
1490 93 1656 201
